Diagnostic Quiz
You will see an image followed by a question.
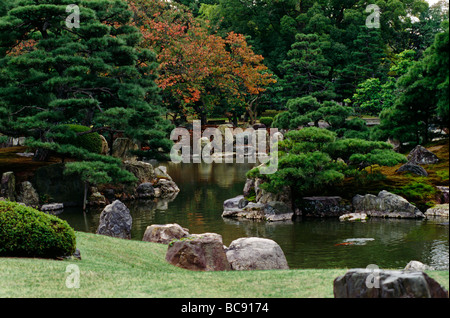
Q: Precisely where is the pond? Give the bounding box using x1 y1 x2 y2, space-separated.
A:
59 162 449 270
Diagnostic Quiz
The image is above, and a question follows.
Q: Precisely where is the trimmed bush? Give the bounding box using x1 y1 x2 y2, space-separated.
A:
0 200 76 258
63 124 103 154
259 117 274 127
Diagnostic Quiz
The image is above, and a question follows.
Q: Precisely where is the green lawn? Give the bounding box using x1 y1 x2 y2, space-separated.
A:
0 231 448 298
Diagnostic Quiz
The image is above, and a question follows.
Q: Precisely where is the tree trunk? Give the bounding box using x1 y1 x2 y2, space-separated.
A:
83 181 88 212
33 147 51 161
232 110 238 127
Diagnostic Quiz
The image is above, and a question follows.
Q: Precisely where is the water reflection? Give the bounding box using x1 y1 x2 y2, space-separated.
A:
59 162 449 270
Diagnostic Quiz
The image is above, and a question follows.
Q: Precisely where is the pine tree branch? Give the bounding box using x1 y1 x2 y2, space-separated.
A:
76 126 123 136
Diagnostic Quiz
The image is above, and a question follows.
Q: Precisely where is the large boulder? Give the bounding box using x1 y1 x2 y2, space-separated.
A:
396 163 428 177
353 190 425 218
296 196 351 218
142 223 189 244
154 166 172 181
1 171 15 201
112 138 139 160
40 203 64 215
136 182 155 199
96 200 132 239
225 237 289 271
87 188 107 206
333 268 448 298
425 204 449 218
165 233 231 271
123 160 155 184
263 201 294 222
407 145 439 165
222 201 265 220
405 260 432 271
223 195 248 210
154 179 180 198
243 177 292 208
222 197 293 222
243 178 255 197
17 181 39 208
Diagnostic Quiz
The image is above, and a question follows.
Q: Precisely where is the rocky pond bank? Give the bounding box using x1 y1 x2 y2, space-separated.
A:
0 159 180 214
221 144 449 223
79 198 449 298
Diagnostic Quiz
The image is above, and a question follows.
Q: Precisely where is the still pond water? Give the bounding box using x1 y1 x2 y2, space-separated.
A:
60 162 449 270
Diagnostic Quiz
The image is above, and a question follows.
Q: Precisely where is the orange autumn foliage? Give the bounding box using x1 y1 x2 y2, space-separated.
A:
127 0 276 117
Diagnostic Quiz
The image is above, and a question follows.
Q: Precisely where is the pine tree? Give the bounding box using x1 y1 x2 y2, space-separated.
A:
0 0 172 191
378 22 449 145
278 33 335 103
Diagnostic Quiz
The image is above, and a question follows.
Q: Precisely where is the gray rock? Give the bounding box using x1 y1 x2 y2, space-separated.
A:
136 182 155 199
88 190 107 206
225 237 289 271
222 202 266 220
243 178 255 197
16 181 39 208
256 186 292 207
407 145 439 165
142 223 189 244
63 248 82 260
154 166 172 181
1 171 15 201
263 201 294 222
154 179 180 197
222 199 292 222
223 195 247 209
297 196 351 218
40 203 64 214
165 233 231 271
405 260 432 271
353 190 425 218
425 204 449 218
123 160 155 184
112 138 139 160
333 268 447 298
396 163 428 177
339 213 368 222
96 200 132 239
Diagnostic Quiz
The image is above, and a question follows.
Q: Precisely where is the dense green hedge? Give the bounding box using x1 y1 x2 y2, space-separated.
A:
0 200 76 258
259 117 274 127
63 124 103 154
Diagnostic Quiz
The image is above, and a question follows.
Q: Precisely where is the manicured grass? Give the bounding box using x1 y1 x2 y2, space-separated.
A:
0 231 448 298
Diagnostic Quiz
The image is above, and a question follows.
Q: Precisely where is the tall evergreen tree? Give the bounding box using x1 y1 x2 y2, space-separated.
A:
378 21 449 145
279 33 335 103
0 0 172 186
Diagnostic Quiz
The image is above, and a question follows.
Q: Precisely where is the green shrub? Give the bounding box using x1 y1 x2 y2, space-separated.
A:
391 180 438 211
63 124 103 154
259 117 274 127
0 200 76 258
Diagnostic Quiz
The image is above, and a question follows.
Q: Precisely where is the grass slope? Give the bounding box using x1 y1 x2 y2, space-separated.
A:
0 232 448 298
